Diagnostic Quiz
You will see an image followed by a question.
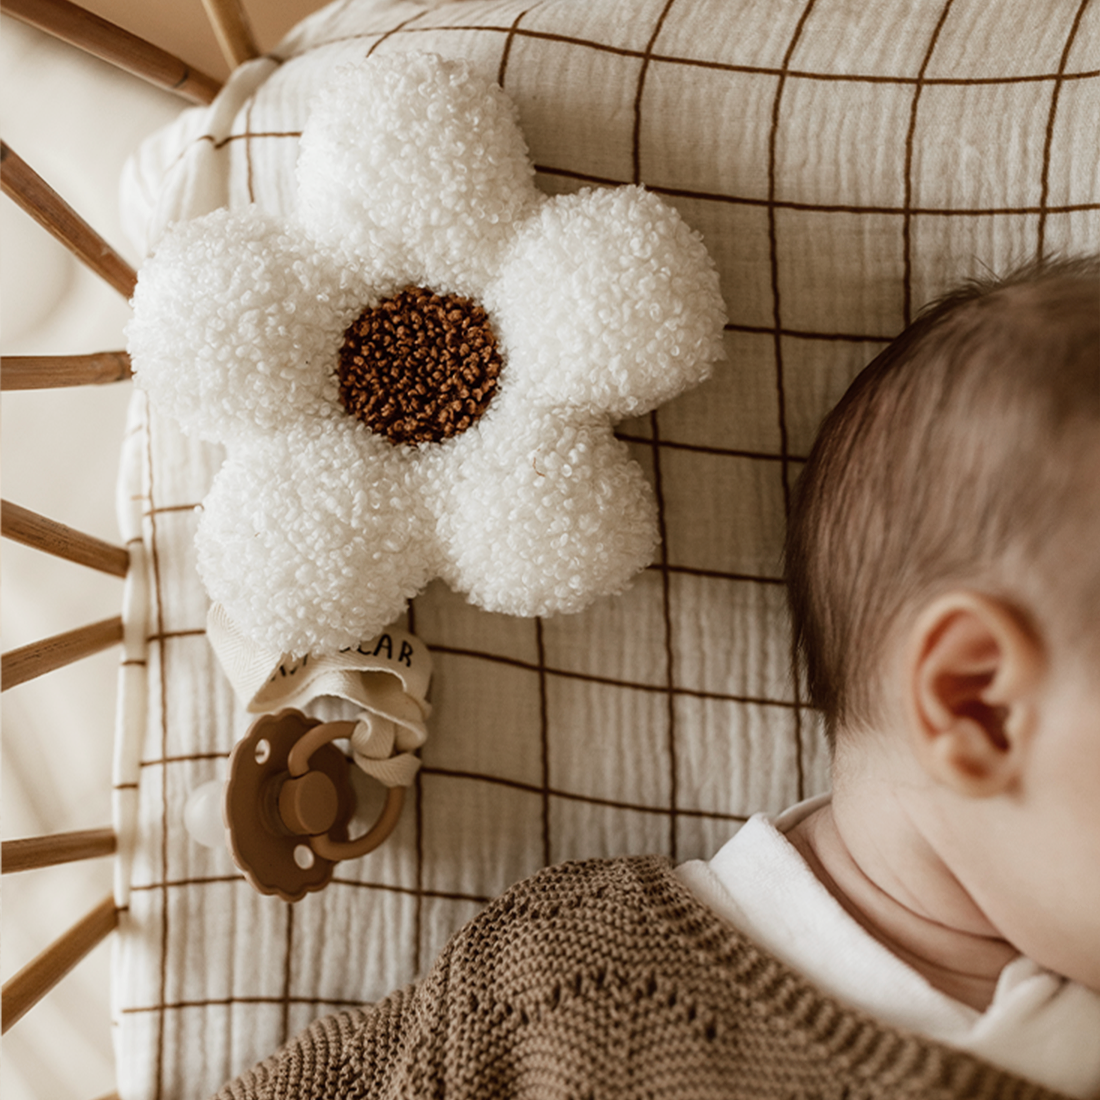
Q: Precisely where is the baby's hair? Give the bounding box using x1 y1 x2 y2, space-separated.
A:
785 255 1100 744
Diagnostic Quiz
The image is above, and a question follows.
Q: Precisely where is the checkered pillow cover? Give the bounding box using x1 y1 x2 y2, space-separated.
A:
111 1 1100 1096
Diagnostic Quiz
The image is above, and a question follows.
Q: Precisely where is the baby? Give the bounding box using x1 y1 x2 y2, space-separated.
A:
217 257 1099 1100
681 254 1100 1097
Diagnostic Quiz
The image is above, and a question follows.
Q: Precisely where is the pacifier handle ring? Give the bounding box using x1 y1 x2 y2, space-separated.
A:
287 720 406 862
287 720 357 778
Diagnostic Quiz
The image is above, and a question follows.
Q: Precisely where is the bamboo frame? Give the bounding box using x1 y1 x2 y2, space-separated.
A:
2 616 124 691
1 350 132 390
3 827 117 873
3 500 130 577
2 895 118 1033
200 0 259 69
1 143 137 299
0 2 234 1088
2 0 221 104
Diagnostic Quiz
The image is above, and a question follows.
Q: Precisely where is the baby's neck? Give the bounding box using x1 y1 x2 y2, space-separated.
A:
785 798 1018 1011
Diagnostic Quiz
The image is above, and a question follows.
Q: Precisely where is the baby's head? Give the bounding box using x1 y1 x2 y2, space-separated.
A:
785 255 1100 986
787 255 1100 744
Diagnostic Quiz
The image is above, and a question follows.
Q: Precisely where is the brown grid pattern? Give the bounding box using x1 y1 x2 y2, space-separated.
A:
112 0 1100 1097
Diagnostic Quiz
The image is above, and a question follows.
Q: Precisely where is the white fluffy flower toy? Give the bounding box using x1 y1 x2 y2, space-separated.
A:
129 53 726 657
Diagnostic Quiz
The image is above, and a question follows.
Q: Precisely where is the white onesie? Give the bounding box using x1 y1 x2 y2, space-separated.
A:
676 796 1100 1100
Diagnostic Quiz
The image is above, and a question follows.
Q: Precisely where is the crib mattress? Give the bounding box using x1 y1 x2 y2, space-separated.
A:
110 1 1100 1096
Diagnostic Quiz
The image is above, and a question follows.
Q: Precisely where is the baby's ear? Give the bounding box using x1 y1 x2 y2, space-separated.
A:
903 592 1044 797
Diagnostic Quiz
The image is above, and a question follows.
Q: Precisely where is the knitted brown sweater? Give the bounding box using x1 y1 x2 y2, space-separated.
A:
215 857 1070 1099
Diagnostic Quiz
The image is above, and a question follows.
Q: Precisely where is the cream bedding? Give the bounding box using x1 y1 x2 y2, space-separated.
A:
109 1 1100 1096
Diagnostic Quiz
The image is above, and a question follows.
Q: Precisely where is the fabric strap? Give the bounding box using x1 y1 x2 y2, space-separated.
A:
207 602 430 786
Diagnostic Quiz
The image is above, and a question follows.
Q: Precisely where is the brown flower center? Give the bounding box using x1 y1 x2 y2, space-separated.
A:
337 285 502 446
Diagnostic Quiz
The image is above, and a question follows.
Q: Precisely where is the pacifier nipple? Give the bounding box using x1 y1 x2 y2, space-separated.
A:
184 778 230 851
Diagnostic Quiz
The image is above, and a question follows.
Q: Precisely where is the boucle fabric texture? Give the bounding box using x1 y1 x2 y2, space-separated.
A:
214 858 1070 1100
127 51 725 657
110 1 1100 1097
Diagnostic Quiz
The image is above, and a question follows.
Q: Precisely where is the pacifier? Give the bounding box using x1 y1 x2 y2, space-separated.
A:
186 708 405 902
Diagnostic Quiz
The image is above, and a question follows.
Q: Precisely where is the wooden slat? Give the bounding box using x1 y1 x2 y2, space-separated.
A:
1 143 137 299
3 827 116 873
3 0 220 104
2 896 118 1033
2 616 123 691
1 350 132 390
3 500 129 576
200 0 259 69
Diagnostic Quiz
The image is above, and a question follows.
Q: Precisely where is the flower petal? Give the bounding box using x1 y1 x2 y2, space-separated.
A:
297 53 538 293
424 402 659 616
488 186 726 419
128 207 366 443
196 422 438 655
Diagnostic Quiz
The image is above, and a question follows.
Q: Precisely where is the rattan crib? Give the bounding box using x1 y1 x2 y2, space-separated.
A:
3 1 1098 1097
1 5 293 1094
